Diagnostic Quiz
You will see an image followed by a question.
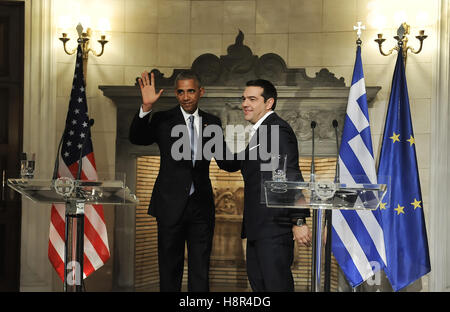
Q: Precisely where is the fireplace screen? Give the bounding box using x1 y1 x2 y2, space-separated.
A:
134 156 338 291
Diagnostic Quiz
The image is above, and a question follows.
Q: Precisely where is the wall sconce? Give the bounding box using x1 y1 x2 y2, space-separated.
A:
58 18 110 79
374 22 427 66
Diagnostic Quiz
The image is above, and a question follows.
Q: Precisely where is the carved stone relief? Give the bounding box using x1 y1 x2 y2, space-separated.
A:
214 186 245 216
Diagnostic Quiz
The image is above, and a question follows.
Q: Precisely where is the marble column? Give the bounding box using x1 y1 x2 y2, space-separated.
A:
429 0 450 292
20 0 59 291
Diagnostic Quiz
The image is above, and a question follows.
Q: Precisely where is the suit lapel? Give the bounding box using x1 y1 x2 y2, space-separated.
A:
198 109 210 146
167 105 186 129
167 106 193 168
198 109 207 130
194 110 211 167
246 112 278 153
260 112 277 128
243 113 278 173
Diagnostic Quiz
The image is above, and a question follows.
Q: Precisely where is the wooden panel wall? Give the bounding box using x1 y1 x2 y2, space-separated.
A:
135 157 159 289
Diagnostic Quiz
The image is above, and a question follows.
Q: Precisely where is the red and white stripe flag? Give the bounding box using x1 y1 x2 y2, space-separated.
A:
48 45 110 281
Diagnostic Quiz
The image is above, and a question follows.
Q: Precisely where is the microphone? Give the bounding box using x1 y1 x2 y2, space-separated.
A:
52 120 71 181
76 119 95 181
324 119 340 292
332 119 340 183
332 119 338 128
310 121 317 182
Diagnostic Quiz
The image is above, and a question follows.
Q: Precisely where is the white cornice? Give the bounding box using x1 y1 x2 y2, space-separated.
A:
20 0 58 292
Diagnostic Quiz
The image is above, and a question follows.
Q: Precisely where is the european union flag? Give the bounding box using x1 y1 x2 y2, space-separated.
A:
377 48 431 291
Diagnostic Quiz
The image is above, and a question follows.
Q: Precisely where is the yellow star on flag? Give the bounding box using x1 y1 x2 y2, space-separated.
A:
390 132 400 144
394 204 405 215
379 202 387 210
407 135 415 146
411 198 422 210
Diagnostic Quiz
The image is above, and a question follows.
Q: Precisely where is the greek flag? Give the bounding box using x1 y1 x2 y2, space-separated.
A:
331 46 387 287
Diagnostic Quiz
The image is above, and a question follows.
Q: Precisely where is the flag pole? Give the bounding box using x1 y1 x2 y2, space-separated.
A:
49 42 110 291
376 41 431 291
351 34 363 294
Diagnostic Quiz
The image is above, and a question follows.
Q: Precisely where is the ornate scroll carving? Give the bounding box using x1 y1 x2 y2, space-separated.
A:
142 30 345 88
214 187 244 216
278 110 346 141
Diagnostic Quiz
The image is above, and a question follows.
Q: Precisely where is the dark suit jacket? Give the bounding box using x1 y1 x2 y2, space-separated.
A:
129 105 227 226
224 112 310 241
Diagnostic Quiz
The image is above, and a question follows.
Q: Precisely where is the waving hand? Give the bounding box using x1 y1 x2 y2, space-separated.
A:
138 71 164 112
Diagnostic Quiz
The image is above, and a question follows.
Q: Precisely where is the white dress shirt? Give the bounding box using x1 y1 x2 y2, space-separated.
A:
139 105 199 159
139 106 199 135
249 110 274 140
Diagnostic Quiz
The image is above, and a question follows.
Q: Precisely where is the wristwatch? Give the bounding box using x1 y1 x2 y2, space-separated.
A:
293 218 306 227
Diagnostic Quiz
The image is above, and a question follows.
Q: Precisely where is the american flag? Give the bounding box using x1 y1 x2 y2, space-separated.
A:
48 45 110 281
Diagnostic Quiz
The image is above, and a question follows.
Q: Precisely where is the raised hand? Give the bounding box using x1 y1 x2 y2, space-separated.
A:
138 71 164 112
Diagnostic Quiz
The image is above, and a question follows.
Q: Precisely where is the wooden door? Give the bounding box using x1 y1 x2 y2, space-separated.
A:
0 1 24 291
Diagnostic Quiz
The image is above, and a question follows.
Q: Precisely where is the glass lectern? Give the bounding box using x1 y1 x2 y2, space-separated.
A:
263 174 388 292
8 174 138 292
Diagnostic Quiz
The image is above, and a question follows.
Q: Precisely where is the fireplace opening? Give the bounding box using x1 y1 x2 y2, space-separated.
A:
134 156 339 291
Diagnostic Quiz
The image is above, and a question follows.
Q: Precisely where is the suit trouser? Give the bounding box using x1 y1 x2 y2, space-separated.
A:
157 193 214 292
246 232 295 292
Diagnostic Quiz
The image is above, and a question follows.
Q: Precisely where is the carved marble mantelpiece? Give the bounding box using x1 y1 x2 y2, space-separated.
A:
100 84 380 157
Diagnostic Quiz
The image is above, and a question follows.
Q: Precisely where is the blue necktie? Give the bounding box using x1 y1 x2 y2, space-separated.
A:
189 115 196 165
189 115 195 195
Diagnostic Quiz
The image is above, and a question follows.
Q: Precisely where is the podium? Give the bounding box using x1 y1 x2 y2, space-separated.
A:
8 175 138 292
263 175 388 292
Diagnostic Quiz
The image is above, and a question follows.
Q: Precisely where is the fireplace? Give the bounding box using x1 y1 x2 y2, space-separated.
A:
99 32 380 291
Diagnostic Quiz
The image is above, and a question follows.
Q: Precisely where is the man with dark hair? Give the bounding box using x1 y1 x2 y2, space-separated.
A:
246 79 278 110
226 78 312 291
129 70 229 292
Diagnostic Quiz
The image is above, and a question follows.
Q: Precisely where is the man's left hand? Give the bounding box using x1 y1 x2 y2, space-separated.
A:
292 224 312 247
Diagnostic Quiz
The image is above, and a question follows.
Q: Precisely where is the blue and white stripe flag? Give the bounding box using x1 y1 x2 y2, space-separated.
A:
331 46 387 287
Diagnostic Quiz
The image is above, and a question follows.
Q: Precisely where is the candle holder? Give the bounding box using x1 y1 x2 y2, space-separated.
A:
375 22 427 65
59 23 109 79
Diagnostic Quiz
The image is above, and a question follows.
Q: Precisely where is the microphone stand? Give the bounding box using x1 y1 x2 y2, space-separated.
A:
51 121 72 291
52 121 71 181
310 121 316 182
73 118 94 292
310 120 323 292
324 119 340 292
333 119 340 184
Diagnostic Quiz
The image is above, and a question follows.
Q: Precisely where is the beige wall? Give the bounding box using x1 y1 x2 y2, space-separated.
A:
49 0 436 290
